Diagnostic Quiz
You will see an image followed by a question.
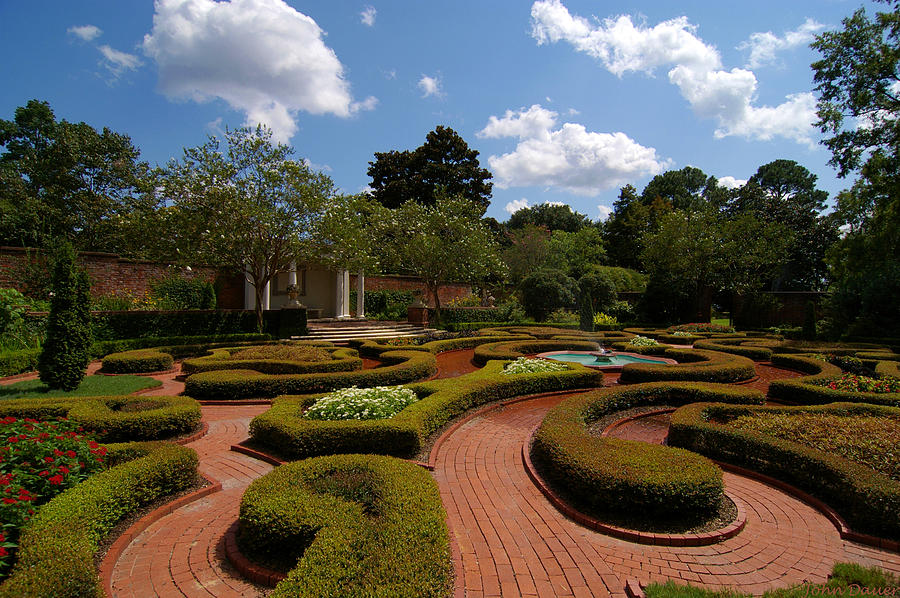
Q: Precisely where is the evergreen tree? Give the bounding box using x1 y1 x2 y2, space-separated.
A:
38 243 92 390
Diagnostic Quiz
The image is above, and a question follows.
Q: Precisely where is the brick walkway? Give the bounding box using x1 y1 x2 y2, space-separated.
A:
432 393 900 597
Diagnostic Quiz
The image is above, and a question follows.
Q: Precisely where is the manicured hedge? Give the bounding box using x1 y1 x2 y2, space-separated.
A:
609 341 672 355
693 338 780 361
0 441 198 597
239 454 450 597
472 339 599 367
655 333 702 345
858 350 900 362
549 331 635 343
533 382 764 520
181 346 361 375
475 325 583 338
0 396 201 442
0 348 41 377
92 333 273 359
617 348 757 384
771 341 886 356
101 348 174 374
184 349 438 400
349 334 533 359
768 355 900 407
668 402 900 539
249 360 602 459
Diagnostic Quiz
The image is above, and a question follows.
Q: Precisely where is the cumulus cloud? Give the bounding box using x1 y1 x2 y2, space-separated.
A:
717 176 747 189
142 0 376 142
505 198 530 214
68 25 102 41
99 45 143 76
479 104 670 196
597 204 613 220
418 74 442 98
360 6 376 27
530 0 817 145
739 18 824 68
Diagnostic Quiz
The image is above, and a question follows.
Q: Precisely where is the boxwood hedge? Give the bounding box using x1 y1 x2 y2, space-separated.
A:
184 349 438 400
617 348 757 384
668 402 900 539
768 354 900 407
0 396 201 442
101 348 174 374
181 346 362 376
692 337 783 361
0 441 198 598
249 360 602 459
532 382 764 519
472 339 600 366
239 454 450 598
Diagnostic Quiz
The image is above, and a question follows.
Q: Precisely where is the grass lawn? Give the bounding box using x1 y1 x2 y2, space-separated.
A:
0 375 161 399
710 317 731 327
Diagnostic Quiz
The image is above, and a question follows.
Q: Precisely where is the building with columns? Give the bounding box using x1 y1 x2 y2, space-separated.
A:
242 263 366 319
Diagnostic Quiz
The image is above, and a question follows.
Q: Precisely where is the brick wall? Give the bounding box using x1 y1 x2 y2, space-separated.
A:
0 246 244 307
349 273 473 307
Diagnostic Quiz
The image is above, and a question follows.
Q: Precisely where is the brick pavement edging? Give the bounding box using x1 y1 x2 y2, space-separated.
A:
172 421 209 445
223 520 286 587
230 440 285 466
522 422 748 547
599 407 677 438
625 578 647 598
99 477 222 598
99 368 177 377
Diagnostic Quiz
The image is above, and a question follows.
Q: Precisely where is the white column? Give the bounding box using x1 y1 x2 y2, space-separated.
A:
335 269 345 318
261 281 271 311
356 270 365 318
244 271 256 310
288 261 297 287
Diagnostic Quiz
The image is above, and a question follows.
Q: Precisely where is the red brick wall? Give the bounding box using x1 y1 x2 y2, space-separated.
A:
0 247 243 305
349 274 473 307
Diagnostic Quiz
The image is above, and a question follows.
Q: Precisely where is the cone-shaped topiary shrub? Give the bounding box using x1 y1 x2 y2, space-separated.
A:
38 243 93 391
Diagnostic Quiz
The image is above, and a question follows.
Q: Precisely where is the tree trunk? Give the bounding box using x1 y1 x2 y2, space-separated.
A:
254 277 266 333
430 283 442 324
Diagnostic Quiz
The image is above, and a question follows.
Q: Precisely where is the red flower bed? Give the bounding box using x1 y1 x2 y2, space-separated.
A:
0 416 107 575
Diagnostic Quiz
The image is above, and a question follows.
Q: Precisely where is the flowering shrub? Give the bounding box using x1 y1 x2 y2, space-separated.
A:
668 323 735 334
811 353 868 374
627 335 659 347
812 373 900 393
305 386 419 420
0 416 107 574
385 337 419 347
671 331 692 337
502 357 569 375
592 312 619 326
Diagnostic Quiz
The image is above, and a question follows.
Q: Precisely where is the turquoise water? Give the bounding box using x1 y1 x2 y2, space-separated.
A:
545 353 668 366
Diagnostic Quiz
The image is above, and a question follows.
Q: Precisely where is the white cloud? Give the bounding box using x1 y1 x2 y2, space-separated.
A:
479 104 670 196
505 198 530 214
529 1 817 145
360 6 376 27
68 25 102 41
98 45 143 76
597 204 613 220
143 0 376 143
739 18 824 68
717 176 747 189
418 74 442 98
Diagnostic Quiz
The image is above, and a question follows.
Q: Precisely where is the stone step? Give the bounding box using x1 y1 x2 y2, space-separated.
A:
292 326 436 344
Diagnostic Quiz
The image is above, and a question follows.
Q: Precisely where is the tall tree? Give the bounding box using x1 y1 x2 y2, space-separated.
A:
502 224 551 285
602 184 672 270
811 0 900 335
547 227 606 279
0 100 148 251
367 126 492 212
640 166 729 212
506 203 592 232
730 159 838 290
158 125 334 330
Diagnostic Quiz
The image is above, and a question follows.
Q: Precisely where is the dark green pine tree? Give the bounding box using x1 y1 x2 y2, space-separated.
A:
38 243 93 390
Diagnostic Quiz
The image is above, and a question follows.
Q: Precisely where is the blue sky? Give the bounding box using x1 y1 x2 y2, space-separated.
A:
0 0 874 223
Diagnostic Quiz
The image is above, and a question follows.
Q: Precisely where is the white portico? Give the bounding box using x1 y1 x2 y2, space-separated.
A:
243 262 366 319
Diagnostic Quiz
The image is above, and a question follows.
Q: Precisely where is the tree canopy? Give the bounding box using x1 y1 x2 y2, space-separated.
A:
0 99 148 251
505 202 592 232
366 126 493 212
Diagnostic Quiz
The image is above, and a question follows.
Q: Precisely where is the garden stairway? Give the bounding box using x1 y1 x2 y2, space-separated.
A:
293 322 436 344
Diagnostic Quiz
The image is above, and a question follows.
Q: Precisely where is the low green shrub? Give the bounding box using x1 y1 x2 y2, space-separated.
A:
533 382 763 520
0 441 198 597
91 333 273 358
349 334 534 359
239 454 450 597
693 338 776 361
668 402 900 539
0 396 201 442
768 354 900 407
617 348 756 384
0 349 41 377
655 333 702 345
668 323 735 334
184 350 438 400
473 339 599 366
249 360 602 459
181 345 361 376
101 349 174 374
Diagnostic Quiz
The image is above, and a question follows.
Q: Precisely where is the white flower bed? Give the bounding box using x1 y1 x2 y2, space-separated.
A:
502 357 569 375
628 335 659 347
304 385 418 420
672 331 692 337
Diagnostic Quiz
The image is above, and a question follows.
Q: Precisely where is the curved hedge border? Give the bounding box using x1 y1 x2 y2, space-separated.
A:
768 354 900 407
692 338 782 361
0 441 198 598
655 333 702 345
349 334 534 359
239 454 450 597
101 349 174 374
609 341 673 355
184 349 438 400
613 348 756 384
473 339 600 366
0 396 201 442
532 382 764 520
92 333 273 359
668 402 900 540
249 360 602 459
858 350 900 362
771 341 887 356
181 346 361 376
549 331 635 343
